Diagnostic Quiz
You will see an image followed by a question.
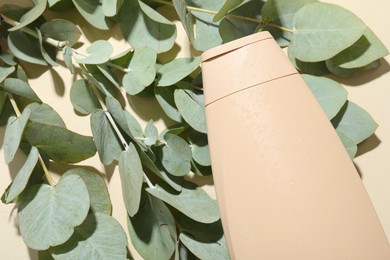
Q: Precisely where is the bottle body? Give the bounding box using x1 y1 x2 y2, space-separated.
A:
202 32 390 259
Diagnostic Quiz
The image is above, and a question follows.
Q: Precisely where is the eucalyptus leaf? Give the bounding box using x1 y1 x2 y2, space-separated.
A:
144 120 158 146
4 108 31 164
157 57 200 87
62 46 74 74
25 102 66 127
0 66 15 83
38 250 54 260
287 45 330 76
36 29 59 67
72 0 114 30
5 146 39 203
90 109 123 165
326 58 381 78
84 72 114 98
24 122 97 164
332 101 378 144
291 2 367 62
301 74 348 119
0 51 17 66
191 159 212 176
18 174 90 250
0 90 6 116
14 65 29 82
118 143 144 217
1 78 41 102
127 189 176 260
120 0 177 53
159 124 186 140
188 129 211 166
123 46 157 95
40 19 82 47
64 169 112 215
76 40 113 64
97 64 120 89
147 182 220 223
70 79 101 115
50 213 128 259
174 88 207 133
160 133 192 176
180 233 230 260
154 85 182 122
8 0 47 32
102 0 123 17
213 0 244 22
337 130 357 159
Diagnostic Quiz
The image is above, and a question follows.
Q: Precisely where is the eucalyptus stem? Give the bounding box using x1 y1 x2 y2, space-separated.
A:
6 93 56 188
0 13 69 48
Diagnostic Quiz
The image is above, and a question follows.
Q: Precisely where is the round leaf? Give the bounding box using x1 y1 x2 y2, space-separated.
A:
161 133 192 176
0 66 15 83
25 102 66 127
70 79 101 115
213 0 244 22
2 78 41 102
154 85 182 122
102 0 124 17
336 130 357 159
180 233 230 260
291 2 367 62
325 59 380 78
76 40 113 64
157 57 200 87
144 120 158 146
40 19 82 47
72 0 114 30
18 174 90 250
287 45 330 75
8 31 48 66
188 130 211 166
301 74 348 119
50 213 128 259
8 0 47 31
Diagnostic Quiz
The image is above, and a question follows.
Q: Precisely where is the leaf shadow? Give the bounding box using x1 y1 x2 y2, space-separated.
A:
49 68 65 97
18 61 50 80
355 134 381 158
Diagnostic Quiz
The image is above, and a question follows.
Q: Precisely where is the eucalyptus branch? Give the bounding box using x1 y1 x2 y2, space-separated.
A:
6 93 56 188
0 13 69 48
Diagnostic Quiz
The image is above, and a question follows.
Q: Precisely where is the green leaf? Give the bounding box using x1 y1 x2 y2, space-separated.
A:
8 0 47 31
330 29 389 69
38 250 54 260
144 120 158 146
25 102 66 127
0 66 15 83
97 64 120 89
36 28 59 67
118 143 144 217
4 109 31 164
62 46 75 73
326 59 380 78
7 31 48 66
291 2 367 62
120 0 177 53
40 19 82 47
6 146 39 203
147 182 220 223
154 85 182 122
191 160 212 176
63 169 112 215
0 51 17 66
332 101 378 144
90 109 123 165
0 90 6 116
18 174 90 250
287 45 330 75
102 0 123 17
76 40 113 64
336 130 357 159
188 129 211 166
174 89 207 133
127 189 177 260
180 233 230 260
123 47 157 95
48 0 74 11
70 79 101 115
50 213 127 259
72 0 114 30
301 74 347 119
160 133 192 176
24 122 97 164
261 0 317 44
1 78 41 102
213 0 244 22
157 57 200 87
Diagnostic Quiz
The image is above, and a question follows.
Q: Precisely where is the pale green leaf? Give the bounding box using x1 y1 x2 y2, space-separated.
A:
160 133 192 176
4 109 31 164
287 45 330 75
50 213 127 259
123 47 157 95
336 130 357 159
62 46 74 73
102 0 123 17
154 85 182 122
144 120 158 146
97 64 120 89
120 0 177 53
1 78 41 102
188 129 211 166
6 147 39 203
40 19 82 47
128 189 176 260
0 66 15 83
326 59 380 78
91 109 123 165
24 122 97 164
70 79 101 115
25 102 66 127
147 182 220 223
7 31 48 65
0 51 17 66
180 233 230 260
301 74 347 119
72 0 114 30
213 0 244 22
9 0 47 31
118 143 144 217
36 29 59 67
332 101 378 144
157 57 200 87
76 40 113 64
18 174 90 250
330 29 389 69
174 89 207 133
64 169 112 215
291 2 367 62
172 0 194 44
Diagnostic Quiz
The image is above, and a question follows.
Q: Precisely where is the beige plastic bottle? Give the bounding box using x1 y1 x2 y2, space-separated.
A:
201 31 390 259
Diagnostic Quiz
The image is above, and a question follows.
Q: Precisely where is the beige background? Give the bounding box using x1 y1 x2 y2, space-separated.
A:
1 0 389 259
